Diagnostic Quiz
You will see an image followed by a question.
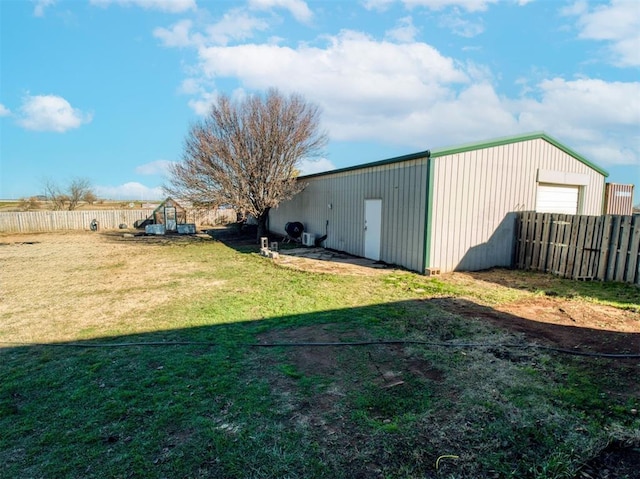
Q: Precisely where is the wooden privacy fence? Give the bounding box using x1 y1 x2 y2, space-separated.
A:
0 210 153 233
515 211 640 285
0 208 238 233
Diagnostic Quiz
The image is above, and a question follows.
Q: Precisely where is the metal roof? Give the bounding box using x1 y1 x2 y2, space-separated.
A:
299 131 609 180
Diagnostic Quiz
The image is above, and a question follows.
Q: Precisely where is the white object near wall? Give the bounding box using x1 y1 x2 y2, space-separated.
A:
301 232 315 246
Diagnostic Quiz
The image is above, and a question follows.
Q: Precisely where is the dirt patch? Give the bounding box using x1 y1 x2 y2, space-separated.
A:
259 324 349 376
258 322 447 475
431 296 639 355
259 324 444 385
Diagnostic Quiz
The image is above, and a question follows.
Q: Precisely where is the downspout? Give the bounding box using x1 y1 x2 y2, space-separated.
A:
422 151 434 274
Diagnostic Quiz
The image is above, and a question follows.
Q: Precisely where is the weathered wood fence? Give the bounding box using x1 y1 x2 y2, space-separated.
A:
515 211 640 285
0 208 238 233
0 210 154 233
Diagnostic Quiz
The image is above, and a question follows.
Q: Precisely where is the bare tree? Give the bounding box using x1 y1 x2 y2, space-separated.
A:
166 89 327 240
43 178 95 211
67 178 93 210
43 179 68 210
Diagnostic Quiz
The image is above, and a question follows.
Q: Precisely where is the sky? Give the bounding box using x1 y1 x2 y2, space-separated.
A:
0 0 639 204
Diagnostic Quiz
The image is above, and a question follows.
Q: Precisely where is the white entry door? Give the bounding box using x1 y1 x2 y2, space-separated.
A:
364 199 382 261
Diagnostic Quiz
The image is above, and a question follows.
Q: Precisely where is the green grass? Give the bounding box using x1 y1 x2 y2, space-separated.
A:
1 238 638 478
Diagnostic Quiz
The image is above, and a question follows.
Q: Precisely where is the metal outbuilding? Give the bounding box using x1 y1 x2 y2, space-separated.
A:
269 132 609 274
603 183 635 215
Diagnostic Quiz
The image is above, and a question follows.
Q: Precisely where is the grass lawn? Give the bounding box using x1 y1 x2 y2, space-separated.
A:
1 231 639 478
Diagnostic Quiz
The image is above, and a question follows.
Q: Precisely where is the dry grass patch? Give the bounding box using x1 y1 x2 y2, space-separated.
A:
0 232 224 343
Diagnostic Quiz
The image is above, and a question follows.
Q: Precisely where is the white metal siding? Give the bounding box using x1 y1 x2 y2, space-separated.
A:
270 159 429 272
428 138 606 272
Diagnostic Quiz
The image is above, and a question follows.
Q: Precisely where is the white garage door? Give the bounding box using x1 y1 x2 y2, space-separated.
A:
536 184 580 214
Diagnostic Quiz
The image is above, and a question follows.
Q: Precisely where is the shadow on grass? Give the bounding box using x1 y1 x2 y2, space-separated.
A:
1 298 639 479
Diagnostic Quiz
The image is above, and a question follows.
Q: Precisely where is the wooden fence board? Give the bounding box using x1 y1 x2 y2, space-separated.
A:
0 208 236 233
607 216 622 281
515 212 639 285
555 216 571 276
570 216 580 279
536 214 549 271
626 215 640 284
546 215 558 274
530 215 542 268
616 216 632 283
581 215 598 279
517 211 532 269
597 216 613 279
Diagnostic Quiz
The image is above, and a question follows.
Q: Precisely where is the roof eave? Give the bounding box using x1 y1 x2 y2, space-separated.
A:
297 150 432 180
430 131 609 177
297 131 609 180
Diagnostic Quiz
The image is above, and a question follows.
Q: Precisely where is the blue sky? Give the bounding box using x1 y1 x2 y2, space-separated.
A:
1 0 638 203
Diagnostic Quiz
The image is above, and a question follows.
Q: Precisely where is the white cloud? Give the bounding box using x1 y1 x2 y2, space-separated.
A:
162 12 637 170
95 182 164 200
298 157 336 175
153 19 195 47
34 0 56 17
385 16 419 43
382 0 498 12
187 90 218 116
187 30 476 144
89 0 196 13
17 94 92 132
438 9 485 37
0 104 11 116
204 9 270 46
196 30 467 108
154 11 270 48
135 160 175 175
248 0 313 23
513 77 640 166
521 78 640 127
567 0 640 67
362 0 395 11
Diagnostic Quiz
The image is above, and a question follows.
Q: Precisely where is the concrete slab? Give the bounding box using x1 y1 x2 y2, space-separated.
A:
278 247 396 273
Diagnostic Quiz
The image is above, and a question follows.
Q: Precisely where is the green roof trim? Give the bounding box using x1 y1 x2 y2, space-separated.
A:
299 131 608 179
429 131 609 177
299 150 432 179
